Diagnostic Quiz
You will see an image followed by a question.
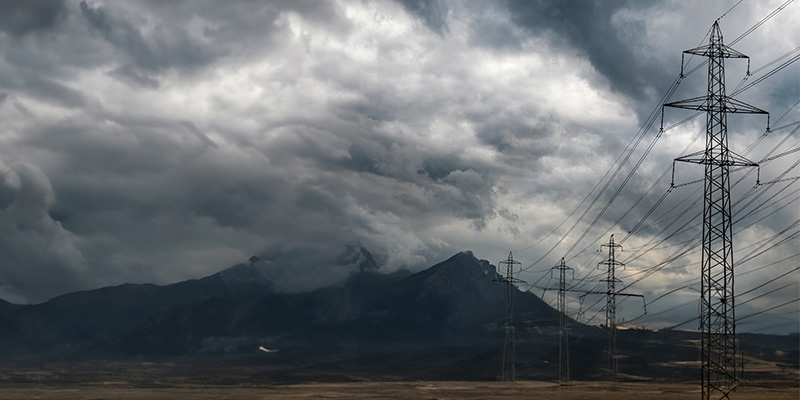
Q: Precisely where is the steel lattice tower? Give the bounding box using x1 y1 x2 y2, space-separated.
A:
595 234 645 381
495 252 524 382
600 235 624 379
551 257 573 384
579 235 645 381
664 21 768 400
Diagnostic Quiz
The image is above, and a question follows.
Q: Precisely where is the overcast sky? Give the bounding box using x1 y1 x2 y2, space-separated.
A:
0 0 797 333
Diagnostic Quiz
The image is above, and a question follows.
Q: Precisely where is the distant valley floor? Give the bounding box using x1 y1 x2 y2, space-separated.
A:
0 358 797 400
0 381 797 400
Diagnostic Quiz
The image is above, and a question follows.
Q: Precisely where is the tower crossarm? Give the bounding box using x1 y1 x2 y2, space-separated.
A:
493 277 527 284
675 149 759 167
578 291 647 313
683 43 749 60
613 292 647 315
664 96 769 115
678 22 750 77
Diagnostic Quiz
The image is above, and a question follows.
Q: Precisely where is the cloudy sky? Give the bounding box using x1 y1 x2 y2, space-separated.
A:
0 0 797 333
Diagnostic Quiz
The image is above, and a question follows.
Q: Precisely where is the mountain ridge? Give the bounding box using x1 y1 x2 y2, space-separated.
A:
0 248 795 382
0 259 275 352
113 249 564 356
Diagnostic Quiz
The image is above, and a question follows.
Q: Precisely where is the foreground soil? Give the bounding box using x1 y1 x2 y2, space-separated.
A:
0 381 797 400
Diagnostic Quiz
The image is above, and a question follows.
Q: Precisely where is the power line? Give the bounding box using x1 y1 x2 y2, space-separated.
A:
520 74 687 272
738 251 800 277
522 0 796 275
731 53 800 96
758 145 800 163
738 298 800 321
738 226 800 266
628 253 799 325
521 0 798 349
752 45 800 76
717 0 746 22
739 282 797 308
734 182 800 226
738 267 800 298
729 0 796 46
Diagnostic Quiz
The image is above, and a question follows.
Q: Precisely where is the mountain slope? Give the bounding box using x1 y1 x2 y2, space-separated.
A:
0 261 273 351
115 251 566 355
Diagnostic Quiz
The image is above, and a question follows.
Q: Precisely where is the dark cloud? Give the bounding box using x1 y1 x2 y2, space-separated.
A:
505 0 669 108
0 160 86 302
76 0 353 83
468 17 523 50
0 74 85 109
78 1 222 87
0 0 66 37
394 0 450 35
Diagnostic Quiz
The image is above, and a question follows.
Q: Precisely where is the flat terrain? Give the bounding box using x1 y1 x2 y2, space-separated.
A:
0 356 796 399
0 381 797 400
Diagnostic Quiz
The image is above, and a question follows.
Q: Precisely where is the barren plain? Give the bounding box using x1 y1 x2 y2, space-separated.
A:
0 381 798 400
0 355 796 400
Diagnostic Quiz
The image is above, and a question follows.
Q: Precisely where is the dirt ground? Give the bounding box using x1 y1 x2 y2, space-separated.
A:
0 381 797 400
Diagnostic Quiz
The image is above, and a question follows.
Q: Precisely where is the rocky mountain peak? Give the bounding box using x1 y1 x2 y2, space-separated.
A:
203 261 272 291
423 250 497 282
333 245 380 273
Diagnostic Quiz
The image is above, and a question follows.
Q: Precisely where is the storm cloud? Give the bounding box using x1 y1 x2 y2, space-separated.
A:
0 0 796 333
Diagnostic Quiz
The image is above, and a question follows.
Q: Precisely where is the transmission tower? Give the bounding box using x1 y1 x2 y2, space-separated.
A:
663 21 768 400
580 234 645 381
494 252 525 382
551 257 574 384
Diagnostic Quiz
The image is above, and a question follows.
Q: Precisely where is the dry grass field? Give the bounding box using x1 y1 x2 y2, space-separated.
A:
0 381 797 400
0 354 795 399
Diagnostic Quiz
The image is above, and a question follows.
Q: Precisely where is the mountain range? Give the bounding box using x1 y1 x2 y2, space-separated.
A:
0 250 561 354
0 248 795 382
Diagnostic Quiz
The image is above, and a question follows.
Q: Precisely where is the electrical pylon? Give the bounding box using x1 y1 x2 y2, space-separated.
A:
494 252 525 382
601 235 623 380
663 21 768 400
580 234 645 381
551 257 574 384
